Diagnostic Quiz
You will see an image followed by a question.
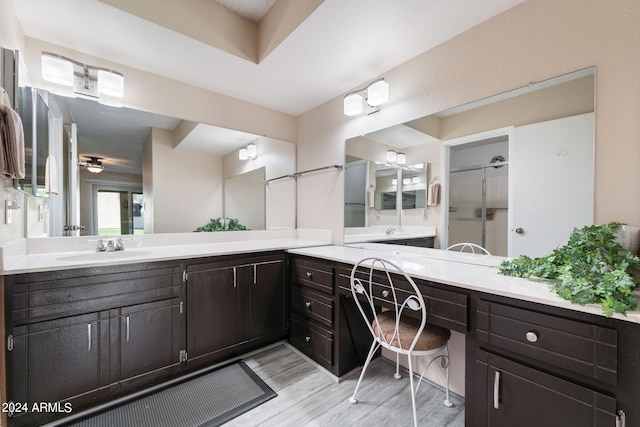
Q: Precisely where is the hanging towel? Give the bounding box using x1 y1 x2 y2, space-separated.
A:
45 155 59 195
427 182 441 206
366 185 375 208
0 95 25 180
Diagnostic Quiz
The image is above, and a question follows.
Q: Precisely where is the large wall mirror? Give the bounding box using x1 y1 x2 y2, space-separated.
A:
345 67 595 256
37 94 295 237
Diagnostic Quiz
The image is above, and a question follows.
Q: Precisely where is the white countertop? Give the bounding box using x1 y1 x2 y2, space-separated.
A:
288 244 640 325
1 229 333 275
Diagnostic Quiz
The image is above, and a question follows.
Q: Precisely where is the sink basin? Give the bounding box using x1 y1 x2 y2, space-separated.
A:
57 251 152 262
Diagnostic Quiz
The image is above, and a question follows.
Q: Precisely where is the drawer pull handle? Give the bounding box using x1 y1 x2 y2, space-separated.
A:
382 290 390 298
305 301 312 308
305 336 311 342
493 371 501 409
306 271 313 279
525 331 538 343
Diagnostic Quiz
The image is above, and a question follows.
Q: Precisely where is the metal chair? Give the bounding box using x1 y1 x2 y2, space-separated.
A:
348 257 452 427
446 242 492 256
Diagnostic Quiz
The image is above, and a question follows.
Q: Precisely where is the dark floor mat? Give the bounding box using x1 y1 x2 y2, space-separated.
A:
65 361 276 427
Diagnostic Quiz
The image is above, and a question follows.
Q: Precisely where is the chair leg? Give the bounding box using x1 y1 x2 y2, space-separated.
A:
394 351 401 380
349 341 379 405
407 353 418 427
443 346 453 407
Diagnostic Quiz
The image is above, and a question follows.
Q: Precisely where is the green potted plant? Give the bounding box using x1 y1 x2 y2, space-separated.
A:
194 217 248 232
498 222 640 316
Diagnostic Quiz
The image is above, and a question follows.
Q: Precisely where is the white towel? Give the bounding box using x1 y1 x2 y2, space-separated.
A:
427 182 441 206
45 155 59 195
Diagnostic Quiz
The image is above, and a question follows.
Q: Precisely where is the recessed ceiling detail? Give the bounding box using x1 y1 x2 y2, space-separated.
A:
98 0 323 64
213 0 277 23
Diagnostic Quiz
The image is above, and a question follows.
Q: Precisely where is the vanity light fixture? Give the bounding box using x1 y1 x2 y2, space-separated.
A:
239 143 257 161
386 150 397 163
386 150 406 165
343 78 389 116
41 52 124 99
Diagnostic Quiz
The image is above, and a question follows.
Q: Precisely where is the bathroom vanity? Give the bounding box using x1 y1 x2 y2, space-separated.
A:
287 245 638 427
0 230 329 426
3 252 288 427
1 235 638 427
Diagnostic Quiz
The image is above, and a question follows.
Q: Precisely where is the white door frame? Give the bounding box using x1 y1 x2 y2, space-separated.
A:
439 126 513 250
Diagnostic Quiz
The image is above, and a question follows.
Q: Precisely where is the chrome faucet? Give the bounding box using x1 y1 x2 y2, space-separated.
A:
385 227 396 235
95 238 125 252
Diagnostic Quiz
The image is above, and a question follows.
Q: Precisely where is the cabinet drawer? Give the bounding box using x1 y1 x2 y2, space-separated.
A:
290 314 333 368
291 285 333 327
7 263 182 325
477 300 617 385
339 265 467 334
293 258 334 294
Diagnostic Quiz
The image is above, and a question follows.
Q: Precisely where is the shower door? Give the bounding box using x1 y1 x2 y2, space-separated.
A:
448 162 509 256
449 168 485 248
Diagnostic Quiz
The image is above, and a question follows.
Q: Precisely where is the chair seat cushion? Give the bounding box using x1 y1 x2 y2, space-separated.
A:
373 311 451 351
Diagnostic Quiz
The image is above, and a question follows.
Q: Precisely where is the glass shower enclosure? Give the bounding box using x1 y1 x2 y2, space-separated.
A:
448 142 509 256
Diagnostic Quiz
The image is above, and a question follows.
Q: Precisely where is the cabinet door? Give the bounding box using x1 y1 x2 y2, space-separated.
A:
8 312 109 425
186 264 240 364
475 350 616 427
116 298 182 386
243 260 285 342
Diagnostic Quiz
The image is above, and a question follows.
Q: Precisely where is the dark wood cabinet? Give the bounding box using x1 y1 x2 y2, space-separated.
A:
474 350 617 427
185 253 286 369
4 261 184 426
289 256 372 377
243 260 286 342
370 236 434 247
10 312 108 417
115 298 183 390
470 297 625 427
187 264 240 365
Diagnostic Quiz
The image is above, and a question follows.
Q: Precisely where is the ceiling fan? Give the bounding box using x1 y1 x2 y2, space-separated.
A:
79 156 104 173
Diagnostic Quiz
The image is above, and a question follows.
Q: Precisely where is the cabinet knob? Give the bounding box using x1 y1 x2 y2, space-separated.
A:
525 331 538 343
382 290 390 298
515 227 524 234
305 336 311 342
306 271 313 279
305 301 312 308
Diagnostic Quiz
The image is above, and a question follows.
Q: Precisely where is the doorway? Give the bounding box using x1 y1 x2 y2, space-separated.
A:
93 187 144 236
446 134 509 256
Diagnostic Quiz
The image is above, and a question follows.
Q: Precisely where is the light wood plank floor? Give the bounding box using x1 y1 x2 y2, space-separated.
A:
227 343 465 427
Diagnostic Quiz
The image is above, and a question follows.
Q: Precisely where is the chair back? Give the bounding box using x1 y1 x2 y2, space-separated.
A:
446 242 491 256
350 258 427 353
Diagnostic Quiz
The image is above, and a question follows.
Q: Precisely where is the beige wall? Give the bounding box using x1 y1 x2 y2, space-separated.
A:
222 136 296 229
296 0 640 246
145 128 223 233
296 0 639 396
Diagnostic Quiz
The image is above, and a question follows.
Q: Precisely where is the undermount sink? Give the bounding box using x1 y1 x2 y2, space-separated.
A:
57 251 152 262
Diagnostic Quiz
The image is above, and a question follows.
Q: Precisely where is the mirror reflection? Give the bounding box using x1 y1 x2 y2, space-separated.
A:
345 67 595 257
43 94 295 237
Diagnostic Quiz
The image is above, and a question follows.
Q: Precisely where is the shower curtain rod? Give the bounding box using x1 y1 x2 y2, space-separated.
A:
264 164 343 184
449 160 508 173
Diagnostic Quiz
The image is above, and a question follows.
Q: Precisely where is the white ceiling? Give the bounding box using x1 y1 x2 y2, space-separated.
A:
10 0 525 174
12 0 525 116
